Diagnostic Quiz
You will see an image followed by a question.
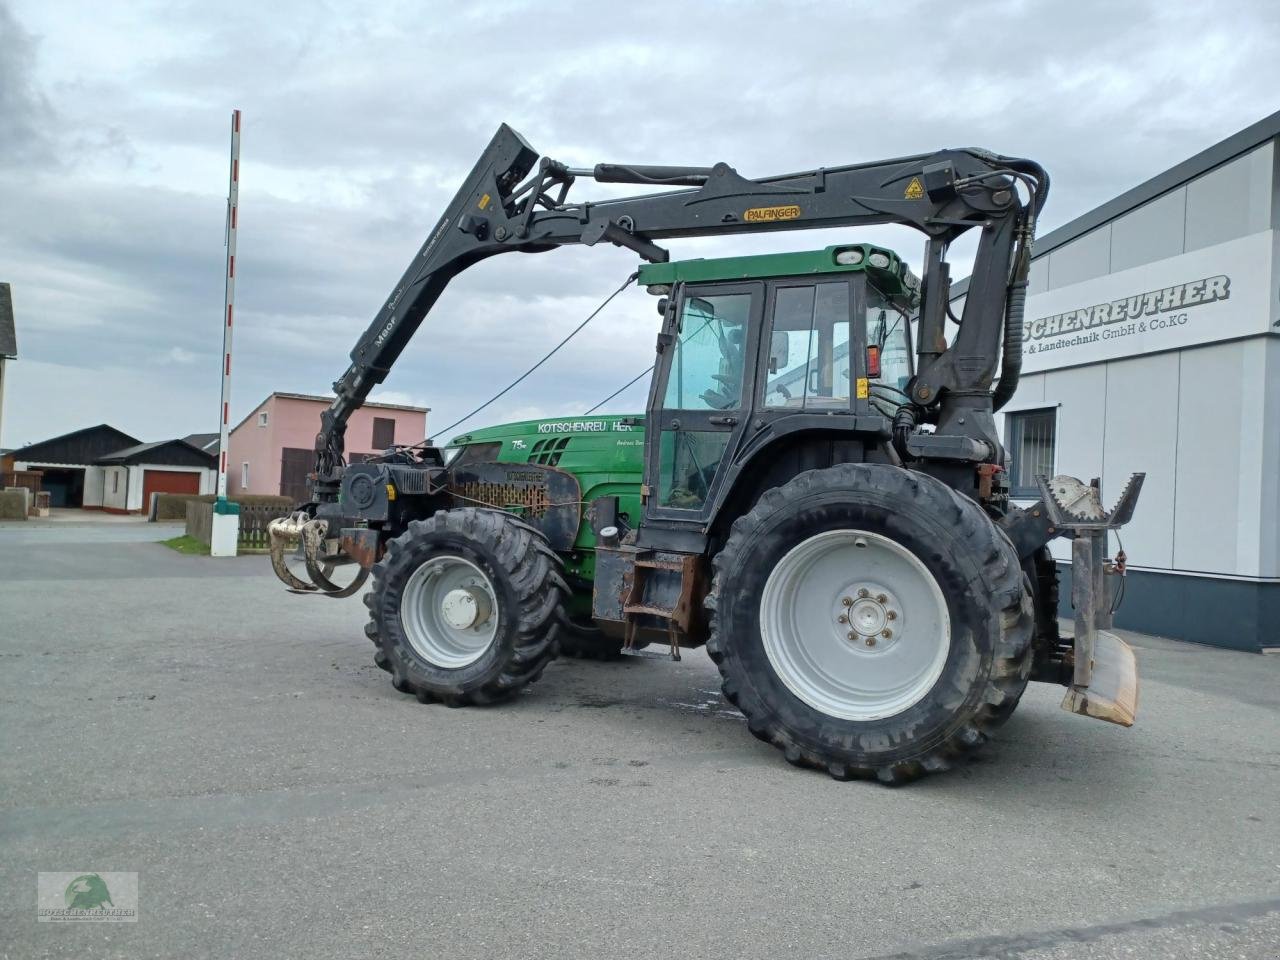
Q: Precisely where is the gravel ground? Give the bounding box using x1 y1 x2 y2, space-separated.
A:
1 520 1277 959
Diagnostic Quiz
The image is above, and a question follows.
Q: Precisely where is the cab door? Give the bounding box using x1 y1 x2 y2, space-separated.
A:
643 282 762 524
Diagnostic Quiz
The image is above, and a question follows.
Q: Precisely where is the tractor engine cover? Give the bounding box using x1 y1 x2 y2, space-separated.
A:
446 461 582 552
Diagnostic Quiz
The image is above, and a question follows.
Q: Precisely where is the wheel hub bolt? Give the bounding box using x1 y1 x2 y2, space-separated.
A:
857 588 870 599
876 593 888 603
881 628 893 639
841 596 853 607
847 631 857 641
838 614 849 624
865 637 877 647
886 610 898 621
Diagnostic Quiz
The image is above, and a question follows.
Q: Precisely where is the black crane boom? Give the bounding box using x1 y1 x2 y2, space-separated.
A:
312 123 1047 501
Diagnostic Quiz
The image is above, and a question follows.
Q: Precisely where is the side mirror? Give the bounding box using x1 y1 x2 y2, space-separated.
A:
768 331 790 374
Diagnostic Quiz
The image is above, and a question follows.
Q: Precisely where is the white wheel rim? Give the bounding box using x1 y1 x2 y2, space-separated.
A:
759 529 950 721
401 556 499 668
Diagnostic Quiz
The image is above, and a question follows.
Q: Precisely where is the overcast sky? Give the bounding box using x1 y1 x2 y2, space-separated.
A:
1 0 1277 449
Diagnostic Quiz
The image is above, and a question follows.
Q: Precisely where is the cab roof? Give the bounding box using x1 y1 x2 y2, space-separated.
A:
637 243 920 305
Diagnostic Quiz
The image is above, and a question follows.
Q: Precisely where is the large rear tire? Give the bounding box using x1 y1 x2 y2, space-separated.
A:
707 463 1033 783
365 508 565 705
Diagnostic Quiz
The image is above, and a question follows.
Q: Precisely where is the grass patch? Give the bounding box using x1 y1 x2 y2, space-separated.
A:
161 535 210 555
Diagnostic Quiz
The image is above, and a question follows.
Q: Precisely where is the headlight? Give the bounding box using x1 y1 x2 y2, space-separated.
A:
834 248 864 265
868 252 891 269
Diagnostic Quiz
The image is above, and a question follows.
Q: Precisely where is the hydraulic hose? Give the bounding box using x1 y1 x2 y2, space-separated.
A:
992 273 1026 412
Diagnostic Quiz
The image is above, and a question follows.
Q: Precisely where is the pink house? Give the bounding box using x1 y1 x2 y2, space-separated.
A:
227 392 428 501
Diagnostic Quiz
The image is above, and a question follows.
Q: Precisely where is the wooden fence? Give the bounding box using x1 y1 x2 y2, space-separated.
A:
185 499 293 551
2 471 43 495
185 500 214 544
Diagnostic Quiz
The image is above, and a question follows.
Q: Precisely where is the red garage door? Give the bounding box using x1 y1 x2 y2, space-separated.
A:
142 470 200 510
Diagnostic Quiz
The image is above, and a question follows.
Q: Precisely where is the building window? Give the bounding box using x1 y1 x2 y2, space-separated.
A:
241 462 250 489
112 472 119 494
372 417 395 450
1007 408 1056 499
258 411 269 427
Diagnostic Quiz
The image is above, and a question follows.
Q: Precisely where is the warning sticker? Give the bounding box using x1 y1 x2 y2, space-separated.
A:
856 377 870 399
478 193 491 210
744 204 802 223
903 177 925 201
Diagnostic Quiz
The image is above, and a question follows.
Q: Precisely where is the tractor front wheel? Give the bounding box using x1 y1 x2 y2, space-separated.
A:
365 508 565 705
707 463 1033 783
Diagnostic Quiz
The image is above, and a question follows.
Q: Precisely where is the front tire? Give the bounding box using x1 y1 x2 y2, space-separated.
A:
707 463 1033 783
365 508 565 705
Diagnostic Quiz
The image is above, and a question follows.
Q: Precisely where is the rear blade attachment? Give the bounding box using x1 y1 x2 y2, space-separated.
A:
1036 474 1145 727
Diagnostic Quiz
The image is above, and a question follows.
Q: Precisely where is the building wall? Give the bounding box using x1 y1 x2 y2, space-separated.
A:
1027 141 1276 292
99 464 215 512
228 395 427 496
992 135 1280 649
83 465 106 508
227 396 279 496
102 465 129 511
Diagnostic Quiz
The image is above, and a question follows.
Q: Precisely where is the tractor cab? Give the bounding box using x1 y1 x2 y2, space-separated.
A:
637 243 920 547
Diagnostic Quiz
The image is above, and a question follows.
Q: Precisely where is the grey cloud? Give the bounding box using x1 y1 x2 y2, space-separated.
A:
0 1 56 167
2 0 1279 446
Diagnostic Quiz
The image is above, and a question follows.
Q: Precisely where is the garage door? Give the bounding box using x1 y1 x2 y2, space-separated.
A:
141 470 200 511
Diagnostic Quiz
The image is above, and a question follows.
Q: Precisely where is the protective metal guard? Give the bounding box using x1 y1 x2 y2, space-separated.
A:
1036 473 1145 727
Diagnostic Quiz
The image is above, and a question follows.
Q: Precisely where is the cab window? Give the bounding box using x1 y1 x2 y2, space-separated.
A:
764 281 851 410
866 290 913 394
662 293 751 411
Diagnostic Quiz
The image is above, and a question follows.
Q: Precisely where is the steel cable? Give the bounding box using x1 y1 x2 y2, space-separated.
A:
429 271 638 442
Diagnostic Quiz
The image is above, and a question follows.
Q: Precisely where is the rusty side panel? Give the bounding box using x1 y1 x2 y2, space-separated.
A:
447 461 582 552
340 527 381 571
592 542 636 623
670 553 707 643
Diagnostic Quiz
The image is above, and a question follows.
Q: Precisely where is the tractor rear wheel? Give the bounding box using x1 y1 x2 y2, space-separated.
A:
365 508 565 705
707 463 1033 783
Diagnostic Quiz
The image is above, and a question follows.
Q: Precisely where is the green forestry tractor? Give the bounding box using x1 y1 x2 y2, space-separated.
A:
270 125 1144 783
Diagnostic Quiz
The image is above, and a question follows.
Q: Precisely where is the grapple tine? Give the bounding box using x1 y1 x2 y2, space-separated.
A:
301 519 370 598
268 513 318 592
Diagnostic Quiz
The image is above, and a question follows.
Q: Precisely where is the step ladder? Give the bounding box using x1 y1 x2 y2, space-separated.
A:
622 551 701 661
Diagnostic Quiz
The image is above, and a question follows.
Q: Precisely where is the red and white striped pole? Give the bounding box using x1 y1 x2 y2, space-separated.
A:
216 108 241 503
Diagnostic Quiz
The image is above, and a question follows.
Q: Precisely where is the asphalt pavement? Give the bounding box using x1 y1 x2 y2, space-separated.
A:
1 518 1277 959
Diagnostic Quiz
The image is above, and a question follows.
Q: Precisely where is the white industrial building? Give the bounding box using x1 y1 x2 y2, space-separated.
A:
956 110 1279 651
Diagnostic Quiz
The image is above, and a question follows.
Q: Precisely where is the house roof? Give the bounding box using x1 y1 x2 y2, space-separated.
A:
229 391 430 435
182 432 221 452
0 283 16 359
951 107 1280 298
97 438 216 467
14 424 142 465
272 391 430 413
